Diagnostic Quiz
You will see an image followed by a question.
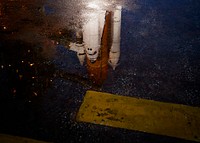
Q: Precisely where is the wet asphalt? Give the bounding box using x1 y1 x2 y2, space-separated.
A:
0 0 200 143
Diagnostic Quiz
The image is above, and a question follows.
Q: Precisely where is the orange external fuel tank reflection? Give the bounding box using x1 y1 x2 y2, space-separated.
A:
86 12 112 85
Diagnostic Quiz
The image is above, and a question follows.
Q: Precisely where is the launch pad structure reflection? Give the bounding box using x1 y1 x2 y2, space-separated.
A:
69 5 122 85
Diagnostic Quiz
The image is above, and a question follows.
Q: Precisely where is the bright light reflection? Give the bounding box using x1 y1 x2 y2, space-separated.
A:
30 63 34 67
87 0 111 10
87 2 100 9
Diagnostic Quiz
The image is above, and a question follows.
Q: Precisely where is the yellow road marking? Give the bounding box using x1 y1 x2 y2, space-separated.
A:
0 134 52 143
76 90 200 142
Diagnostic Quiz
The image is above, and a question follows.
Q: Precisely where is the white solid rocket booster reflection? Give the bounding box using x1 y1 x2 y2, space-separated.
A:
69 5 121 70
69 31 85 65
76 31 85 65
83 12 101 62
109 5 122 70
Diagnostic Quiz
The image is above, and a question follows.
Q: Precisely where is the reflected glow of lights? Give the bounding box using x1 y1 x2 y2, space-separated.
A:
84 0 113 19
19 75 23 80
13 89 16 94
21 60 24 63
87 1 111 10
1 65 3 69
33 92 38 96
87 2 100 9
30 63 34 66
3 26 7 30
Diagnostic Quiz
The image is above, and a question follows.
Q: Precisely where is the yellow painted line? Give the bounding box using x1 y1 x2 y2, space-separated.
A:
0 134 52 143
76 90 200 142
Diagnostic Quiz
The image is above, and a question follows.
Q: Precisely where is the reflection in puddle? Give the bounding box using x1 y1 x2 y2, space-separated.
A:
69 5 122 85
0 0 125 86
1 1 200 142
1 0 199 100
0 41 55 99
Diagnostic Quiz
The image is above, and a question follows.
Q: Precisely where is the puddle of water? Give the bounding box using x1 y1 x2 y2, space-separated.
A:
1 0 200 105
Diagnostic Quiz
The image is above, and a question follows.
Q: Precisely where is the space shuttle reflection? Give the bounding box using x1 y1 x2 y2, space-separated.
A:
69 6 122 85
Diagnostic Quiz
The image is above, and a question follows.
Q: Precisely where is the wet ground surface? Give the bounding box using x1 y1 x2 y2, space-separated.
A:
0 0 200 143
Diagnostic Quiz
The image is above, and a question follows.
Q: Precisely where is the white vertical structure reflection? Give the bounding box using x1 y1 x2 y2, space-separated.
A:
69 31 85 65
109 5 122 70
69 3 122 70
76 31 85 65
83 12 101 63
